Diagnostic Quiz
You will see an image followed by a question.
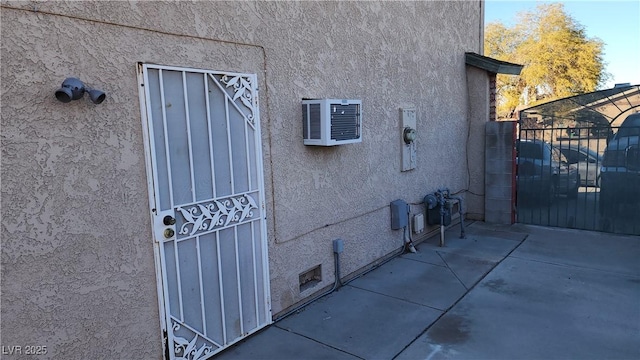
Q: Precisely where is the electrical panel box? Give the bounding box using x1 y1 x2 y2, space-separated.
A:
390 199 409 230
302 99 362 146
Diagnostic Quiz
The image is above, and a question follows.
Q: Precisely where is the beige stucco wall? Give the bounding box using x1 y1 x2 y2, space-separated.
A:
1 1 485 358
465 66 491 219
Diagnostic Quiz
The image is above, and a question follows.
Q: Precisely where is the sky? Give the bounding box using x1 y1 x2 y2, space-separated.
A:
485 0 640 89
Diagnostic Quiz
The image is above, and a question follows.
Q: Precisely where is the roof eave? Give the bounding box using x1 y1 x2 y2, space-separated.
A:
465 52 523 75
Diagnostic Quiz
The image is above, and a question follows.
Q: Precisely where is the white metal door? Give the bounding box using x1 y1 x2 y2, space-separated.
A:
139 64 271 359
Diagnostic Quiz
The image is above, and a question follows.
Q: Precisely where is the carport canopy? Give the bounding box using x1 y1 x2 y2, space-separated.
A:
519 84 640 128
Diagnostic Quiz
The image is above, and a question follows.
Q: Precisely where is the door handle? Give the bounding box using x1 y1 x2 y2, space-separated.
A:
163 215 176 226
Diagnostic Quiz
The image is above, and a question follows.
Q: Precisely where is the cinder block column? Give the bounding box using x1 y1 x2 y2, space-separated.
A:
485 121 516 224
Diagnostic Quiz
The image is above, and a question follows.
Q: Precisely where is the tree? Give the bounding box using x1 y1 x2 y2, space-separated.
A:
485 3 608 118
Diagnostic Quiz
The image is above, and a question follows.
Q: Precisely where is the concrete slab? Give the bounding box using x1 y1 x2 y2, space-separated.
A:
276 285 442 360
397 256 640 360
214 326 359 360
418 227 524 262
348 257 467 310
512 225 640 276
437 252 497 289
467 221 530 234
465 222 530 241
215 223 639 360
401 247 447 267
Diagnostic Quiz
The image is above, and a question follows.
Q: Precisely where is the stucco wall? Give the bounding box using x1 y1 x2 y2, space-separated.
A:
1 1 484 358
465 66 491 219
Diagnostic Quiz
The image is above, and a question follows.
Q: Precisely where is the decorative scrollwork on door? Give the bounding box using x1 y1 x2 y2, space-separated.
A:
215 74 255 124
171 321 215 360
176 193 259 238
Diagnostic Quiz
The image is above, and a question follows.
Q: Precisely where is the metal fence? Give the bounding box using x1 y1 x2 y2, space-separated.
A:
514 85 640 235
517 114 640 236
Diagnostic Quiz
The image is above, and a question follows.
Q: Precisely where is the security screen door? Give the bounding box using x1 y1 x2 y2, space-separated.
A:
139 64 271 359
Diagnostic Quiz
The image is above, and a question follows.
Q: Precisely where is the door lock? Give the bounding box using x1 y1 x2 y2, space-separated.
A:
164 228 175 239
163 215 176 225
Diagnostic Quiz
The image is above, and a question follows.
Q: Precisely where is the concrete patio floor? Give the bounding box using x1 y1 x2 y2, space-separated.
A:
214 222 640 360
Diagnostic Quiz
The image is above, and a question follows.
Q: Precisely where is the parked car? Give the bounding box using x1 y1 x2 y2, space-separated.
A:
555 143 602 187
516 139 580 205
599 113 640 216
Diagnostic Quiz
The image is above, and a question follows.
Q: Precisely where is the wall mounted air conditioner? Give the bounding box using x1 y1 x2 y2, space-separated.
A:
302 99 362 146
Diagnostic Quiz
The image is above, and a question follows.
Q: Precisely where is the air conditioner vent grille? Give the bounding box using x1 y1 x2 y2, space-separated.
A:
302 104 308 139
309 104 322 139
331 104 360 141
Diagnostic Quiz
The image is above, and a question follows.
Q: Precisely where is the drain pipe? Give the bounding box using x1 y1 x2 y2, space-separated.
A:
332 238 344 287
274 239 343 322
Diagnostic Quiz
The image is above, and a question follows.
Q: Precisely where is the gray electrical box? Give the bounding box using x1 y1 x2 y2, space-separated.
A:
390 199 409 230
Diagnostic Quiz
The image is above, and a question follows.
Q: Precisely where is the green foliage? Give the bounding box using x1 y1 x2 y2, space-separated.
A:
485 3 608 117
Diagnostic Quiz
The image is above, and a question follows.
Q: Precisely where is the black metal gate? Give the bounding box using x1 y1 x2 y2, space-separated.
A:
516 85 640 236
